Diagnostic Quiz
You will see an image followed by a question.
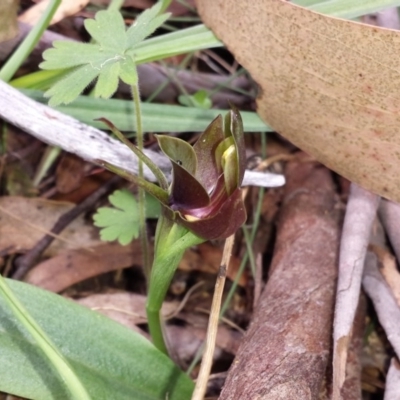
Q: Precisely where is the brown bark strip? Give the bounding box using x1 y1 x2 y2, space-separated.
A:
220 156 342 400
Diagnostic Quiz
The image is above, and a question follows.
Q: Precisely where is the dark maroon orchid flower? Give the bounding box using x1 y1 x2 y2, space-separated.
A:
156 107 246 239
97 107 247 240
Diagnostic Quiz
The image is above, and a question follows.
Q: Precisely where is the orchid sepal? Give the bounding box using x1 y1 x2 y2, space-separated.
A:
95 159 169 206
98 117 169 190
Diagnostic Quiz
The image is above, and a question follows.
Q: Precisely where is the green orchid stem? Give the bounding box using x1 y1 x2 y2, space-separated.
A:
131 84 151 280
146 215 204 354
0 275 91 400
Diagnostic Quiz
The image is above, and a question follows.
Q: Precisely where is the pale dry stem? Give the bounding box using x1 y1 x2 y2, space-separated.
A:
191 234 235 400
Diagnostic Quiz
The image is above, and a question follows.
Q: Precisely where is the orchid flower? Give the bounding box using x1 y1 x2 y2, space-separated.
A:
99 107 246 240
97 107 246 354
156 107 246 239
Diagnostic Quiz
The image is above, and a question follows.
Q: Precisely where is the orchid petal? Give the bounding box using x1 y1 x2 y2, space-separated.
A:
215 136 234 175
169 160 211 210
222 144 239 196
225 107 246 187
193 115 224 192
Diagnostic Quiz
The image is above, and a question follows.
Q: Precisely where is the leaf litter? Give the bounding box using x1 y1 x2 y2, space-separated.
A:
4 0 400 398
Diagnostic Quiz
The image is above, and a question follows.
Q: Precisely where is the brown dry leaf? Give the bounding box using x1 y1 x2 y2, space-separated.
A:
75 291 178 327
75 292 240 362
0 196 100 255
0 0 18 42
56 153 85 194
196 0 400 203
19 0 90 25
25 241 145 292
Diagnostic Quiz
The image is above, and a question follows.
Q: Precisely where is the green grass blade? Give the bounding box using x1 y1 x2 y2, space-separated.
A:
294 0 330 6
22 89 272 132
0 0 61 82
310 0 400 19
133 24 222 64
11 69 70 90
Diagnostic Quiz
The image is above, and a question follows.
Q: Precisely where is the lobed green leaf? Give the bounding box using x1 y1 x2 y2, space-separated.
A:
126 2 170 47
40 42 102 70
94 62 121 98
44 65 98 106
93 190 140 245
84 10 127 51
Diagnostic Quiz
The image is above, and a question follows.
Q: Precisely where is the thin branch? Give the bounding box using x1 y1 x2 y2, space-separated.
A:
363 248 400 358
379 199 400 262
332 183 380 399
0 81 284 188
384 358 400 400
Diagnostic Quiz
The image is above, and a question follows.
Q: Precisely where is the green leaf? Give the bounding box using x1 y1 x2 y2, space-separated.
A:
93 189 139 245
93 189 161 245
0 0 61 82
40 42 103 69
40 3 170 105
119 55 138 86
84 10 127 51
94 61 121 98
126 2 170 47
308 0 400 19
0 274 91 400
0 279 193 400
44 65 99 107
